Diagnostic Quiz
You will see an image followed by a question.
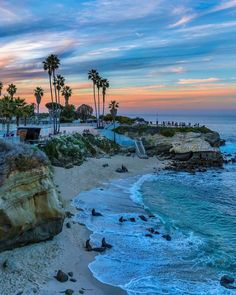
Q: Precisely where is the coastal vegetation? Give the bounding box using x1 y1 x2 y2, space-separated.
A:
77 104 93 122
0 94 35 134
41 133 120 168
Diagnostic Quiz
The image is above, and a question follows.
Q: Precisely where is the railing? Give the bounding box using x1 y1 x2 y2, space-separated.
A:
135 139 148 158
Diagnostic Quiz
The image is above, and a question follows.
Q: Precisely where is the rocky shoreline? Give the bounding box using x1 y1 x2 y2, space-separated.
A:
116 125 224 172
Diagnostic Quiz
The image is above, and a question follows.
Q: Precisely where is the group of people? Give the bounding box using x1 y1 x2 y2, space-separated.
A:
152 121 201 127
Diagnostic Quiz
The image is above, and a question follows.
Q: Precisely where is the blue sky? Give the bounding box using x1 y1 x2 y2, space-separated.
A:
0 0 236 111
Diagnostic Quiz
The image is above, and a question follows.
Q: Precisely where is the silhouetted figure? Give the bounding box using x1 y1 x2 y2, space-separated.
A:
102 238 112 249
92 208 103 216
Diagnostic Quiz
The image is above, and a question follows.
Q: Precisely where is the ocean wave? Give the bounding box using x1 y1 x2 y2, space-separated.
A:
72 172 236 295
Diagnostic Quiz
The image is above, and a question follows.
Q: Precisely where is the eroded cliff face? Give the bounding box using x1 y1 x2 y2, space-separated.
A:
0 141 64 252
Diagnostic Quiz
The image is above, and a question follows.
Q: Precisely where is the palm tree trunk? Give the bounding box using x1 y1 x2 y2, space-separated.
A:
53 71 58 134
6 117 10 136
93 83 98 127
37 104 39 124
98 88 100 128
48 74 56 134
102 92 105 128
57 89 61 133
113 117 116 143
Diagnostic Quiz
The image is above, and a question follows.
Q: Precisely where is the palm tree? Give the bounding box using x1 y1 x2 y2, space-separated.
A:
0 95 16 134
101 78 110 127
43 54 60 134
109 100 119 143
0 82 3 96
14 97 26 126
22 103 35 126
7 84 17 99
62 85 72 106
34 87 44 119
96 75 102 128
88 69 99 127
54 75 65 105
54 75 65 132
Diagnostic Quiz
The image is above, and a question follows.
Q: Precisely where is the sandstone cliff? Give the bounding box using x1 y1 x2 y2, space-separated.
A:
0 141 64 252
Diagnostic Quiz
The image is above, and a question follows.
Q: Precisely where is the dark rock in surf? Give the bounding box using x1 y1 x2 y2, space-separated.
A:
129 217 136 222
54 270 69 282
66 222 71 229
162 234 172 241
220 275 235 286
139 215 148 222
147 228 155 234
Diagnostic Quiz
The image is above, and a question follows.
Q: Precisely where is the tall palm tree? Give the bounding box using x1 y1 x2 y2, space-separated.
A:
54 74 65 132
0 82 3 96
88 69 99 127
54 75 65 105
7 84 17 99
109 100 119 143
34 87 44 119
96 75 102 128
101 78 110 127
62 85 72 106
43 54 60 134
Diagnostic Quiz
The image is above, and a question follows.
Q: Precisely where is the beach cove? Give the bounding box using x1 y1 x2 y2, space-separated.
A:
0 155 165 295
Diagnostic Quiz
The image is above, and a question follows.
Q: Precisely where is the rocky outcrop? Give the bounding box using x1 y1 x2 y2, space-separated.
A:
0 141 64 252
116 126 224 169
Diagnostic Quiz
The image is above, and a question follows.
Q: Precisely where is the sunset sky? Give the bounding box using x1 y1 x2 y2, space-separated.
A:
1 0 236 114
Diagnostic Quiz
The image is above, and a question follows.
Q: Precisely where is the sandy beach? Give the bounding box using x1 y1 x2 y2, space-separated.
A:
0 155 165 295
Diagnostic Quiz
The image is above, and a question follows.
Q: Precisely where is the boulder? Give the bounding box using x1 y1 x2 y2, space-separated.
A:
54 270 69 282
203 132 222 147
0 141 64 252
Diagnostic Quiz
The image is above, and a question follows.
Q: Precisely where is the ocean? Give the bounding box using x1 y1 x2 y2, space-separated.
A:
73 113 236 295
